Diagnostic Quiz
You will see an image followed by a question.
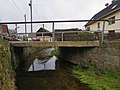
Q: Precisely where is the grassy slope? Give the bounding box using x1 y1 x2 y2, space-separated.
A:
72 66 120 90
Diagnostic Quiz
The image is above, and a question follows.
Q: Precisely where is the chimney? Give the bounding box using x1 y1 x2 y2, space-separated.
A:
105 3 109 7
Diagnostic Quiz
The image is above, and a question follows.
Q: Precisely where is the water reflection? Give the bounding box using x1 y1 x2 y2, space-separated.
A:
28 56 57 71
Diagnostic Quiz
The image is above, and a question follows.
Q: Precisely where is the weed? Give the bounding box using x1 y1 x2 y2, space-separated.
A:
50 49 57 56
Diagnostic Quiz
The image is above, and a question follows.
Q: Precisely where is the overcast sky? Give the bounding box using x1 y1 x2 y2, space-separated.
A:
0 0 112 32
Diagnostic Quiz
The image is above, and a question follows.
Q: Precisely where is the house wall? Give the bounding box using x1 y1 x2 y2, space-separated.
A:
28 33 36 38
36 36 52 42
85 10 120 32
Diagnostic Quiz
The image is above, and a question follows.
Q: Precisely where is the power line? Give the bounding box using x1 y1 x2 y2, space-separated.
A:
11 0 24 15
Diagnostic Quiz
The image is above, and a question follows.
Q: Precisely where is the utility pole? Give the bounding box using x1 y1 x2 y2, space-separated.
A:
29 0 33 33
24 14 27 37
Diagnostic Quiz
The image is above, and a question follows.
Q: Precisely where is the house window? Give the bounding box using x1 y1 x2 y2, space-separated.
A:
108 16 115 25
97 22 100 28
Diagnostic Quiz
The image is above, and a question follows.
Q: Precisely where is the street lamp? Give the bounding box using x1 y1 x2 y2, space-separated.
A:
29 0 33 33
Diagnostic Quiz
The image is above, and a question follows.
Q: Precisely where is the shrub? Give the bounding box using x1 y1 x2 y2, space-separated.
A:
77 32 94 41
50 49 57 56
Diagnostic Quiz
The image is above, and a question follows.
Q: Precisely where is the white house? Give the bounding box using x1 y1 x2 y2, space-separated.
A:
85 0 120 33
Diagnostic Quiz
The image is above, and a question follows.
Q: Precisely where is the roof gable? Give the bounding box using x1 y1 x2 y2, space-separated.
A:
36 27 52 37
85 1 120 26
36 27 50 33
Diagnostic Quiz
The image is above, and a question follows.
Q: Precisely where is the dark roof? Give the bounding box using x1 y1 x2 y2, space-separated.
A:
85 1 120 26
36 27 52 36
36 27 50 33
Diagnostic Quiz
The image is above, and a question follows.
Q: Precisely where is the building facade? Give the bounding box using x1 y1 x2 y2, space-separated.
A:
36 27 52 42
85 0 120 33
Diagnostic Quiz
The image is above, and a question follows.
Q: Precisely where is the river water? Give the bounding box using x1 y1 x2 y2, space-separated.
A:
16 49 89 90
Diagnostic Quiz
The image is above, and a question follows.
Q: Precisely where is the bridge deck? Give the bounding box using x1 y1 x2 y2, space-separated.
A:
10 41 100 47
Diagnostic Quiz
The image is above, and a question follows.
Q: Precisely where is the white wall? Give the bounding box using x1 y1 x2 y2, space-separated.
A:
86 10 120 32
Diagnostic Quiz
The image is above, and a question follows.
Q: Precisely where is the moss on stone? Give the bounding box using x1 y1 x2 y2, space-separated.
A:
0 40 16 90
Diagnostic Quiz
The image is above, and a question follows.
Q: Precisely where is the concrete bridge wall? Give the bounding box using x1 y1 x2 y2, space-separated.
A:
9 41 100 71
58 41 120 71
10 41 100 47
10 46 52 71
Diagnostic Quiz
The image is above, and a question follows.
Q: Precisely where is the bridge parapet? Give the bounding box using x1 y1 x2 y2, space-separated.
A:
10 41 100 47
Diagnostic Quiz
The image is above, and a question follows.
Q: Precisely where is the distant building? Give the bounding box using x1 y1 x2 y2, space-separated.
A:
55 28 82 41
36 27 52 42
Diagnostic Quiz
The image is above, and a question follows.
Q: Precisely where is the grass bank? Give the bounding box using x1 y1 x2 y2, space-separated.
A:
72 65 120 90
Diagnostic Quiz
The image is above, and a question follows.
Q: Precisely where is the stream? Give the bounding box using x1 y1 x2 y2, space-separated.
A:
16 48 89 90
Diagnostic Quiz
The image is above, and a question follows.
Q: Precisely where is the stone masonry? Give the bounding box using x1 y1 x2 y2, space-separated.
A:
58 41 120 71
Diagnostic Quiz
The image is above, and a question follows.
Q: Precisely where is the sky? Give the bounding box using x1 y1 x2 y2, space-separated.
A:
0 0 112 33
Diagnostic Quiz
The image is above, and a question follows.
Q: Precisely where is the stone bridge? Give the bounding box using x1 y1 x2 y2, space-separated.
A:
9 41 120 71
9 40 99 71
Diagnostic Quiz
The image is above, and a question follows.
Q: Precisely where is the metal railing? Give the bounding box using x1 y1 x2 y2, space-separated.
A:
14 30 100 42
0 19 120 43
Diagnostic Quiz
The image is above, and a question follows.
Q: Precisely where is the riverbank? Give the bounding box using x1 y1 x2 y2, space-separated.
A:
0 40 16 90
72 65 120 90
